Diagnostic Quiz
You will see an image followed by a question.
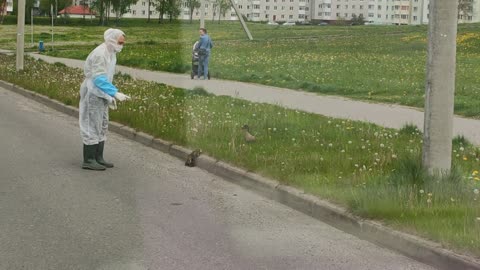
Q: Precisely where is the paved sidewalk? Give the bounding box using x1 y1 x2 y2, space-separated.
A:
26 52 480 145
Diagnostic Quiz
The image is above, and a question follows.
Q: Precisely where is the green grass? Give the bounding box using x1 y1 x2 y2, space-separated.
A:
2 19 480 117
1 54 480 256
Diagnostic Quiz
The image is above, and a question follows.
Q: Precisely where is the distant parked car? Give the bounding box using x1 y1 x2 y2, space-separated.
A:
364 21 384 26
282 21 295 26
267 21 279 25
297 21 311 25
318 22 328 26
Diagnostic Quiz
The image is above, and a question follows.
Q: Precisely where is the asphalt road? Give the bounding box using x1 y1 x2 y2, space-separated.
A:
0 86 435 270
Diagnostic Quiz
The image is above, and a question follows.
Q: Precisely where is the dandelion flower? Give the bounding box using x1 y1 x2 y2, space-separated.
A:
419 189 425 194
463 156 468 161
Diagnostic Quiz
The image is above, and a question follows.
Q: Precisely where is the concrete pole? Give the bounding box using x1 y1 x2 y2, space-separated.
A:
229 0 252 40
422 0 458 174
16 0 26 71
200 0 205 28
31 7 33 47
51 4 54 49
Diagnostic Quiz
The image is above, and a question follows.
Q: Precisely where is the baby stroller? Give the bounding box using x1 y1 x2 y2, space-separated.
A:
191 41 210 80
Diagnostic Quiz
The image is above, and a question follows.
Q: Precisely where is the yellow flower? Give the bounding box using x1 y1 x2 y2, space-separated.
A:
463 156 468 161
474 177 480 181
473 170 479 176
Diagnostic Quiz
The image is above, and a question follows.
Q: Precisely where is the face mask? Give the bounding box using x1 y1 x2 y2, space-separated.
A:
113 44 123 53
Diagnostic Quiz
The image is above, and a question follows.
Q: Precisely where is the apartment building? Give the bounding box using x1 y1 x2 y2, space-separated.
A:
69 0 480 24
111 0 309 22
312 0 480 25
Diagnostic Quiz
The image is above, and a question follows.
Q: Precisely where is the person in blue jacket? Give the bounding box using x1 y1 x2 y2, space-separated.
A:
79 28 131 170
195 28 213 80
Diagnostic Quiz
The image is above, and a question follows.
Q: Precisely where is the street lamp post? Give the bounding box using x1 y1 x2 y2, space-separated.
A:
16 0 26 71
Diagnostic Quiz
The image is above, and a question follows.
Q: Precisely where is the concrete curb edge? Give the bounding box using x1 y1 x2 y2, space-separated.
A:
2 79 480 270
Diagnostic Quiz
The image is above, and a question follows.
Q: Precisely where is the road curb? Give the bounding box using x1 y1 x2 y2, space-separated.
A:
2 79 480 270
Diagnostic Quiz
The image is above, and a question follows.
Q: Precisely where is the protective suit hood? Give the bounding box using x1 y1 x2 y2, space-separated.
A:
104 28 125 53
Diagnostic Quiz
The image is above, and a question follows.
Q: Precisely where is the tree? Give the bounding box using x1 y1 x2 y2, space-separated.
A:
422 0 458 174
165 0 180 22
211 1 216 21
215 0 229 23
458 0 473 22
350 13 365 25
154 0 167 23
90 0 108 25
111 0 138 25
185 0 200 23
37 0 72 23
147 0 151 22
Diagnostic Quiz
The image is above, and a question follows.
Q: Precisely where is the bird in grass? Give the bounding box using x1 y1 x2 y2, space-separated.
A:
241 124 256 142
185 149 202 167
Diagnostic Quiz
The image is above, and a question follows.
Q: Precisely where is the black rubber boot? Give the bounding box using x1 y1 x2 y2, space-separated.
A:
96 141 114 168
82 144 106 171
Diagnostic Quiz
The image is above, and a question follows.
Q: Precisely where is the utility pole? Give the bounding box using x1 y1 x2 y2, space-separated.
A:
51 4 54 50
31 7 33 47
422 0 458 174
16 0 26 71
200 0 205 28
229 0 252 40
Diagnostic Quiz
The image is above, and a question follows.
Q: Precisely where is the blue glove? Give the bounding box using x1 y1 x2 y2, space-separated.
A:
93 75 118 97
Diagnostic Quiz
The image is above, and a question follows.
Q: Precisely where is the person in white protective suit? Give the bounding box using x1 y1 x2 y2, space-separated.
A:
79 28 130 170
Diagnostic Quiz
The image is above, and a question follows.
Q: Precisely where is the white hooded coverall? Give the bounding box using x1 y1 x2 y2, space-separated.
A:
79 29 124 145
